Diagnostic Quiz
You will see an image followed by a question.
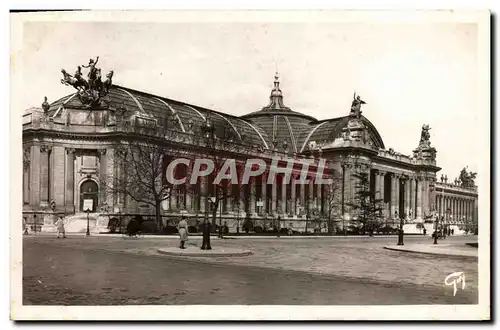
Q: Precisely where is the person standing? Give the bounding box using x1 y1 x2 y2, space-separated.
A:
178 217 188 249
201 217 212 250
55 216 66 238
23 217 29 235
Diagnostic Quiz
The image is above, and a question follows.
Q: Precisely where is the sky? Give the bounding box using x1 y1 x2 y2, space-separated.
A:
16 17 483 181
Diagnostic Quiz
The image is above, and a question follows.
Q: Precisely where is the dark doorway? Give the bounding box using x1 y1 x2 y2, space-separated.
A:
80 180 98 212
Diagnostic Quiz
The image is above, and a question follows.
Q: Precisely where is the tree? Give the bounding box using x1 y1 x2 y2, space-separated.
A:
104 138 178 231
346 171 384 236
324 169 342 235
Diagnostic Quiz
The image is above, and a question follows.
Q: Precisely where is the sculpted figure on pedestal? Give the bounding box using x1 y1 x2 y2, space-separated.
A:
418 124 432 148
350 92 366 118
60 56 113 109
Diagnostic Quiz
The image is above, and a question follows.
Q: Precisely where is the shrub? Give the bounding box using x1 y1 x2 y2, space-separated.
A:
162 225 178 234
107 217 120 233
140 220 158 234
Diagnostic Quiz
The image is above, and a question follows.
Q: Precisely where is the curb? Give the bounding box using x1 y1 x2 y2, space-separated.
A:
157 247 253 257
383 246 477 259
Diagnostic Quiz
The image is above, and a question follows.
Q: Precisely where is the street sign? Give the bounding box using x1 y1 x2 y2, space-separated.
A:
256 201 263 207
83 199 93 212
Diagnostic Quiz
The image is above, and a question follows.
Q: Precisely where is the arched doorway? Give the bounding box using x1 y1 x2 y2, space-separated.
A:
80 180 98 212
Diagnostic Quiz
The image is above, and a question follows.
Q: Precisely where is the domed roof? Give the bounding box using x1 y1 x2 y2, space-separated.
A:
44 85 272 149
240 73 318 153
39 71 385 153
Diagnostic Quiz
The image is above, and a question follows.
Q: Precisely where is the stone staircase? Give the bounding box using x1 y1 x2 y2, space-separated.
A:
42 212 102 233
63 213 100 233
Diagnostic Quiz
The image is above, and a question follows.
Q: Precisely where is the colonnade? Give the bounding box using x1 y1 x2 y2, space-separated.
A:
435 192 477 225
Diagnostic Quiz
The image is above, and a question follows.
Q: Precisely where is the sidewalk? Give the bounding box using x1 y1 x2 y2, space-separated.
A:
384 243 478 258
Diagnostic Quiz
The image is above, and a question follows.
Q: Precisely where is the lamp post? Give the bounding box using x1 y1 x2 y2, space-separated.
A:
433 214 439 244
202 117 216 231
218 191 223 239
397 211 404 245
340 162 346 236
86 208 90 236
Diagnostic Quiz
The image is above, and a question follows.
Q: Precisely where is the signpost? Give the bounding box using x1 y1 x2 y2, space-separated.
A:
83 199 93 236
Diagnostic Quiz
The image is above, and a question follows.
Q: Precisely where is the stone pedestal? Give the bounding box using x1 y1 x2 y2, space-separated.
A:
41 213 57 233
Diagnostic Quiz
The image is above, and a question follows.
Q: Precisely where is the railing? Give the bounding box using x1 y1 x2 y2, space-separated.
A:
435 182 478 193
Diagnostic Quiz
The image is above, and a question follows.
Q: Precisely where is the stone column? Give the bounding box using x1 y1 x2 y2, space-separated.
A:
261 177 267 215
378 171 387 219
98 149 107 209
250 178 256 215
65 148 76 211
185 165 192 212
394 175 400 219
420 178 427 218
105 149 114 208
271 179 277 215
343 165 351 217
415 177 422 219
290 176 297 216
461 198 464 224
451 197 455 221
39 145 51 207
410 178 416 219
308 180 314 213
282 178 288 215
30 145 41 207
404 177 410 218
23 147 31 205
462 198 465 223
115 154 124 208
316 179 322 214
300 180 306 215
468 199 472 225
374 171 381 200
390 174 398 219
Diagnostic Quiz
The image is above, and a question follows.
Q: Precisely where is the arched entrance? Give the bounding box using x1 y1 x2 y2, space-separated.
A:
80 180 98 212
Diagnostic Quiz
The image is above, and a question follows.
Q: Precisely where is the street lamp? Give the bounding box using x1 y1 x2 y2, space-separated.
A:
86 208 91 236
397 211 404 246
218 191 223 239
433 214 439 244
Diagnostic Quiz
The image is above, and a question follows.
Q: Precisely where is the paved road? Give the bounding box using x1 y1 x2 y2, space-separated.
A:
22 236 477 305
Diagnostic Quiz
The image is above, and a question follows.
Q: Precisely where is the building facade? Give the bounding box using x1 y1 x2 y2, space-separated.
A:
22 66 478 234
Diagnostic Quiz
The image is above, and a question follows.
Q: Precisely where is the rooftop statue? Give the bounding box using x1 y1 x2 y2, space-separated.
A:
41 96 50 113
418 124 431 148
350 92 366 118
458 166 477 188
60 56 113 109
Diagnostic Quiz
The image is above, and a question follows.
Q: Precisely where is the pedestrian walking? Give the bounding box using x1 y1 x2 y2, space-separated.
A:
451 228 454 235
423 228 426 236
55 216 66 238
23 217 29 235
178 216 188 249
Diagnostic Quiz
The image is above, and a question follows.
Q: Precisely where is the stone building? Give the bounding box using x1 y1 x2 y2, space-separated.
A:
21 66 478 234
